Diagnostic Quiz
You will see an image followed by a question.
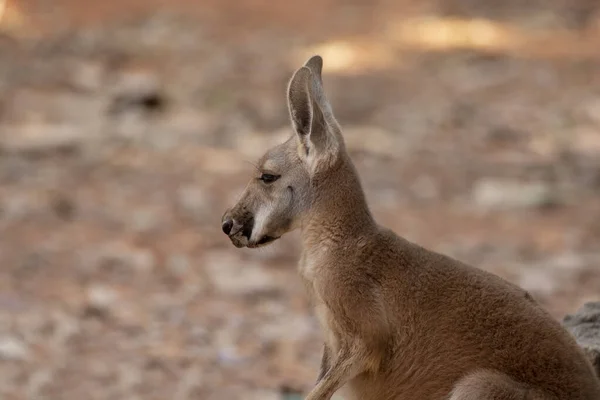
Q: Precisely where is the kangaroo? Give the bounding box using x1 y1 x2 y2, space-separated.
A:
221 55 600 400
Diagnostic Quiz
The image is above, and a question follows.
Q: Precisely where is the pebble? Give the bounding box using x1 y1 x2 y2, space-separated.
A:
472 178 557 210
0 336 30 361
86 285 119 313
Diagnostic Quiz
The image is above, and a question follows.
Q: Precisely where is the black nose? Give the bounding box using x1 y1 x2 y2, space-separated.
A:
222 219 234 235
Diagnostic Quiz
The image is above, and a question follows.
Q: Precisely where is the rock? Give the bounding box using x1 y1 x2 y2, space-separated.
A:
563 302 600 347
0 336 30 361
471 179 557 210
0 123 86 154
85 285 119 315
108 67 165 115
563 302 600 375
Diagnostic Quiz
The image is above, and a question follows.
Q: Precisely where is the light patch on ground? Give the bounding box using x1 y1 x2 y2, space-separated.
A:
0 0 27 35
293 16 600 74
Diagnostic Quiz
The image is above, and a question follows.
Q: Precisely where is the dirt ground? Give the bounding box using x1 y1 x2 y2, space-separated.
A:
1 0 600 399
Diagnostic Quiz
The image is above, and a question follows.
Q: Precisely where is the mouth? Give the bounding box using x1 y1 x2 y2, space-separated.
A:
228 234 280 249
247 235 279 248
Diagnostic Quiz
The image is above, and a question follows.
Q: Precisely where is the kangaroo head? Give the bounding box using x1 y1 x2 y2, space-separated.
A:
221 55 345 248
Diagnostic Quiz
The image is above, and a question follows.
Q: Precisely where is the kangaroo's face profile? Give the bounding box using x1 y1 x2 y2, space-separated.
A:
221 57 340 248
220 137 311 248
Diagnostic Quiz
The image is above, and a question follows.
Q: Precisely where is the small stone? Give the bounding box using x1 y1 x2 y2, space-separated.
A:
109 67 165 114
0 123 85 154
0 336 29 361
86 285 119 314
472 179 557 210
217 346 245 365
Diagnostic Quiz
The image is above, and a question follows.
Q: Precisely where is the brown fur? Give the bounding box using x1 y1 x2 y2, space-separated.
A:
221 55 600 399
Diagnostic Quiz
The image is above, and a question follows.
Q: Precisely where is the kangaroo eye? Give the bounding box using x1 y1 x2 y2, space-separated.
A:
260 173 279 184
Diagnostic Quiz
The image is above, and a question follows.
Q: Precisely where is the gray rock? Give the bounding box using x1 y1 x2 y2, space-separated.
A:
563 302 600 376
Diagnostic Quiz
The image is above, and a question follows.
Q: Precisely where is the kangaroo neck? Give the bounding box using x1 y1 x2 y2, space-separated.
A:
300 155 377 250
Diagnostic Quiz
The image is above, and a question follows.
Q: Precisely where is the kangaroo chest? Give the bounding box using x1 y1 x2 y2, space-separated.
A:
298 250 341 354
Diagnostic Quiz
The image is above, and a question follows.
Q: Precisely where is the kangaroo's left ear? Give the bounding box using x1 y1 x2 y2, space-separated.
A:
287 55 342 166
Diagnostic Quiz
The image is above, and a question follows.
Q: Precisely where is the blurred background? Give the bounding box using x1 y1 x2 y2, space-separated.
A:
1 0 600 399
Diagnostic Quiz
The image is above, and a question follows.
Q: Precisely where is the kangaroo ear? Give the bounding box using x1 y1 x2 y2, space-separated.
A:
287 66 327 156
287 66 314 138
287 56 340 163
302 55 334 121
303 55 323 83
